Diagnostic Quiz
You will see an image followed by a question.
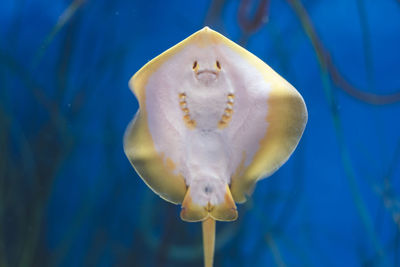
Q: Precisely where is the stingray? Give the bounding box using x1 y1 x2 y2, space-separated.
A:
124 27 307 267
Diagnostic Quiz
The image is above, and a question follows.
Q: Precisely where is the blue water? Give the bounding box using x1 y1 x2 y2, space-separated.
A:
1 0 400 266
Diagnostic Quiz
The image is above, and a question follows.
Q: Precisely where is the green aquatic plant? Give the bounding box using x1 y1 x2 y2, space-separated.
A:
123 27 307 266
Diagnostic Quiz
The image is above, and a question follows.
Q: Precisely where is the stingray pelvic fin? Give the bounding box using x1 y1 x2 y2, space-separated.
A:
180 185 238 222
180 187 208 222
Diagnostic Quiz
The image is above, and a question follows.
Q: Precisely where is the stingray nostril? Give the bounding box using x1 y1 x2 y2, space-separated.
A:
216 60 221 70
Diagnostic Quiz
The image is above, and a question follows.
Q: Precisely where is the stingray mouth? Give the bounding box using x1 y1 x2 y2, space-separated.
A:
196 69 218 76
195 69 218 83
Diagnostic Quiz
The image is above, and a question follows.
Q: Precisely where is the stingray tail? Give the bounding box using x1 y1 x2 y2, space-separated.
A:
202 218 215 267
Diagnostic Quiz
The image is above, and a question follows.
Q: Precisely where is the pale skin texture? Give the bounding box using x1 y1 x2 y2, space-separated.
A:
124 27 307 267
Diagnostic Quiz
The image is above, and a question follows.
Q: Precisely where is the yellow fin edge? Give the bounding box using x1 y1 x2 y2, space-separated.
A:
180 185 238 222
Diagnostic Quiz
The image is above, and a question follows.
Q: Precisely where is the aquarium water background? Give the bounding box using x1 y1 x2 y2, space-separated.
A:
1 0 400 266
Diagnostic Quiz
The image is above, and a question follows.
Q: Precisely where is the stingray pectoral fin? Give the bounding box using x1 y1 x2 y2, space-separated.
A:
124 112 187 204
230 82 307 203
210 185 238 221
193 28 307 203
180 187 208 222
